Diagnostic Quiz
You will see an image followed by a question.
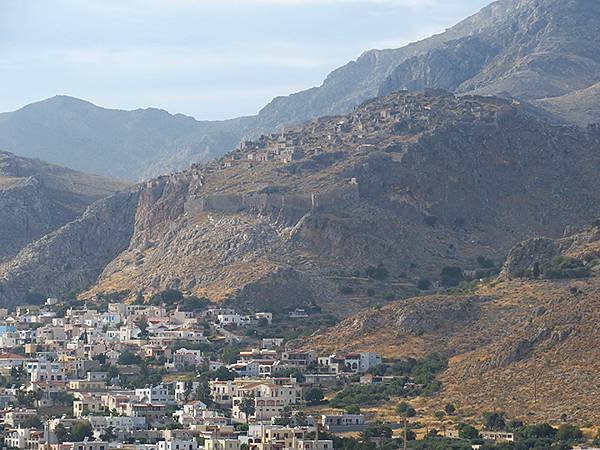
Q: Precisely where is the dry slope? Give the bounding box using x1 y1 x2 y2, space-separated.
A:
300 224 600 422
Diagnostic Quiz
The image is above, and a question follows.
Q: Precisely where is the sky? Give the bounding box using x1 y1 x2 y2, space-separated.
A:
0 0 491 120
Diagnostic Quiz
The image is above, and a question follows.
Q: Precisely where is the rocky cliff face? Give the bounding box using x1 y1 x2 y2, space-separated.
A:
0 151 127 262
0 189 140 306
501 222 600 278
1 91 598 310
380 0 600 115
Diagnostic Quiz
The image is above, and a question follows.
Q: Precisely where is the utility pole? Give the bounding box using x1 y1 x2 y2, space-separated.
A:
533 359 538 404
315 417 319 450
403 417 407 450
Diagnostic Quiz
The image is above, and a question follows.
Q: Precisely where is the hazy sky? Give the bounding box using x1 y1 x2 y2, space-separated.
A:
0 0 491 120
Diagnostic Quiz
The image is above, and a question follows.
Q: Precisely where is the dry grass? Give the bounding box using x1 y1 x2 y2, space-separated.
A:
299 276 600 425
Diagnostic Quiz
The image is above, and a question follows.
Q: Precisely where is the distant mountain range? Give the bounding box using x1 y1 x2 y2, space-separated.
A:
1 0 599 181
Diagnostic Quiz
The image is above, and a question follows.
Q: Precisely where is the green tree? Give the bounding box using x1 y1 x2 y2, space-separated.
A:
134 290 145 304
361 424 393 441
54 424 69 443
532 262 541 278
71 421 93 441
476 256 494 268
212 366 235 381
458 423 479 440
135 317 149 339
239 394 256 423
482 412 506 431
22 415 43 429
396 401 416 417
417 278 432 290
520 423 556 439
221 347 239 365
161 289 184 303
345 404 361 414
24 292 46 305
304 388 324 404
100 426 117 441
117 351 143 365
194 379 213 405
181 296 209 311
366 264 389 281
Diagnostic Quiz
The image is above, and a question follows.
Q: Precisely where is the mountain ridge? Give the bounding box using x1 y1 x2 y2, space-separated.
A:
3 0 599 180
1 90 598 310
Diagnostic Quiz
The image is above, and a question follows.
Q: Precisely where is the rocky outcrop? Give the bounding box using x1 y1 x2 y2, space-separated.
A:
501 223 600 278
0 189 141 305
380 0 600 124
391 296 485 335
0 150 127 262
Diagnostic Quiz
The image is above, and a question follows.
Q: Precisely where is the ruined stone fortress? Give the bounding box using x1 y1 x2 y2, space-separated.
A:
180 90 514 222
184 181 359 220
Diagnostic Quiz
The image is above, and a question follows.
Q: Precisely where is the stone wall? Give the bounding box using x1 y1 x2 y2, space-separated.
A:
185 183 359 219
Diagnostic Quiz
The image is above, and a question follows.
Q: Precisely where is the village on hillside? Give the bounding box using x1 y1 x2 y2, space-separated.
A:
0 291 594 450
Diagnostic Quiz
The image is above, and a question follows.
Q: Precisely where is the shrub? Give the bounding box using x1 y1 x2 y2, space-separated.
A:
556 424 582 442
366 265 389 281
444 403 456 415
417 278 432 290
440 266 464 287
339 286 354 295
476 256 495 268
542 256 590 279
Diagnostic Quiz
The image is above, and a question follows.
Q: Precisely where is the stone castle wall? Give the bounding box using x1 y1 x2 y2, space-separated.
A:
184 183 359 218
